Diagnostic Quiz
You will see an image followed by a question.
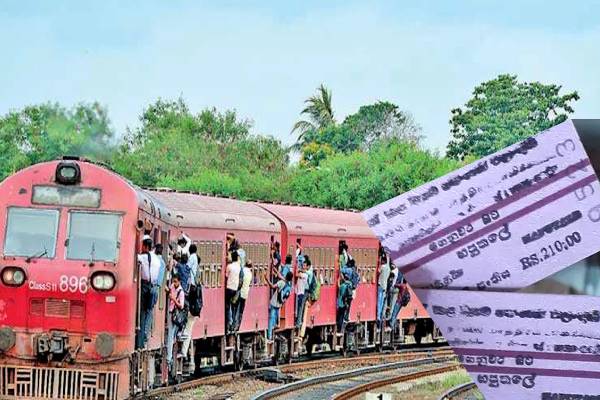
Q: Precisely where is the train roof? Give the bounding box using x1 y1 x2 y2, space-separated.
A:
144 189 280 233
258 203 374 238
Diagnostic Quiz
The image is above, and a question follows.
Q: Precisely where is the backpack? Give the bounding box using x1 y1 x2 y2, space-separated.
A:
176 263 192 293
277 282 292 305
342 282 353 307
400 286 411 307
171 287 188 329
188 283 203 317
306 272 320 302
350 269 360 289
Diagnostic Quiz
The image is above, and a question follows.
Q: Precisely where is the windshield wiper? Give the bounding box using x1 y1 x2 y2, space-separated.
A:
26 246 48 263
88 242 96 266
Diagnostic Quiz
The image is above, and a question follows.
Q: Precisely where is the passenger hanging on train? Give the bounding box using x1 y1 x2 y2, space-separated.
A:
181 244 201 368
271 241 281 283
266 269 293 340
233 260 253 331
299 256 318 338
281 254 292 279
154 243 167 288
338 242 349 269
166 273 186 371
136 235 161 349
226 233 236 252
385 263 399 321
388 276 410 332
377 253 391 328
342 258 360 326
295 260 308 328
296 241 305 269
225 250 242 333
336 269 353 333
176 233 192 260
174 253 191 293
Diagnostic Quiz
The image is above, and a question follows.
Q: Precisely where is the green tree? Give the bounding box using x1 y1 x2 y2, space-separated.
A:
113 98 290 200
291 84 335 144
0 102 115 180
342 101 422 149
289 139 461 210
447 74 579 160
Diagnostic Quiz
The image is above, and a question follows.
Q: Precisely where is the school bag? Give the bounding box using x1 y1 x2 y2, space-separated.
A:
306 272 320 302
176 262 192 293
171 287 188 329
342 282 353 307
350 269 360 289
277 281 292 305
188 283 203 317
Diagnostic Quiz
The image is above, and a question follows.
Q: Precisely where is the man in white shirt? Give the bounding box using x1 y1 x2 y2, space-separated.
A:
225 251 241 333
176 233 191 261
295 262 308 328
233 261 252 331
136 236 161 349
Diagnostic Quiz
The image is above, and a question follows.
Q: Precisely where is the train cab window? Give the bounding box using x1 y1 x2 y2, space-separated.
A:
4 207 59 258
66 212 122 262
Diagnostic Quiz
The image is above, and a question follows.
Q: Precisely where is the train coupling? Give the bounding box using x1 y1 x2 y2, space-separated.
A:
34 331 70 360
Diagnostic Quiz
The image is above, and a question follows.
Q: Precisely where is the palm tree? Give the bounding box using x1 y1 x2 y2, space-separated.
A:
291 84 335 144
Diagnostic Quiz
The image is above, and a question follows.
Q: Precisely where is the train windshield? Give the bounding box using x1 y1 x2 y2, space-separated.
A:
67 211 122 262
4 207 59 258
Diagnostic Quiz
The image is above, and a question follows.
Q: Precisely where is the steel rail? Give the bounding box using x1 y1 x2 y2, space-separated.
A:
250 355 458 400
332 364 462 400
437 381 478 400
134 346 453 399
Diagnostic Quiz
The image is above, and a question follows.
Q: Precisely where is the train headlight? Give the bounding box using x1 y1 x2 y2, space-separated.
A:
0 327 16 352
91 272 115 291
1 267 26 287
55 161 81 185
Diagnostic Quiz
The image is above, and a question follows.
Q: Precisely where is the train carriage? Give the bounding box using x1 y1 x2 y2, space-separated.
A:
145 190 281 370
258 204 381 354
0 159 181 399
0 158 441 400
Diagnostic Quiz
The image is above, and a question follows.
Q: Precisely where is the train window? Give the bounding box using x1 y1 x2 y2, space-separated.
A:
4 207 59 258
32 185 101 208
66 212 122 262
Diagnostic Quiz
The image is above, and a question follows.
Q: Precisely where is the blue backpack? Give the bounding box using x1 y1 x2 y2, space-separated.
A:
278 282 292 305
176 262 192 292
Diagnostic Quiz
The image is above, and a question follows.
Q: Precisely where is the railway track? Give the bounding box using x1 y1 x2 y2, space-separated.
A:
251 354 459 400
138 346 454 399
437 382 479 400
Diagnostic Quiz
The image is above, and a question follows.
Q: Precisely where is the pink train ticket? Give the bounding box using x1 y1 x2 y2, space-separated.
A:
362 120 600 289
415 288 600 399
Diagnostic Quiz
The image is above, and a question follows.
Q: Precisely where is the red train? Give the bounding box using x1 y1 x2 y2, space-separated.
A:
0 158 441 399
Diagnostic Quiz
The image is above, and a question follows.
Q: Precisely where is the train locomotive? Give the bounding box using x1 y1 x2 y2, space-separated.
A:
0 158 440 399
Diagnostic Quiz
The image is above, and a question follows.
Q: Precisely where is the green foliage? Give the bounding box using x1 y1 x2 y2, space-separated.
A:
112 99 289 198
291 84 335 143
294 94 422 163
2 72 580 211
342 101 422 148
299 141 335 168
0 102 115 180
289 139 461 210
447 74 579 160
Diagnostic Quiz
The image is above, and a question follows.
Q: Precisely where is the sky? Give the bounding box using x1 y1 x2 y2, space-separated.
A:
1 1 599 152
